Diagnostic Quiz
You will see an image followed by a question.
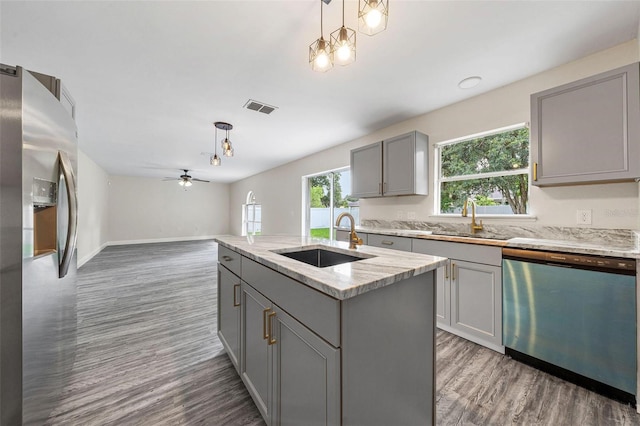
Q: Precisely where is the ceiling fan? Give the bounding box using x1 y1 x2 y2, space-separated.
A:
163 169 210 187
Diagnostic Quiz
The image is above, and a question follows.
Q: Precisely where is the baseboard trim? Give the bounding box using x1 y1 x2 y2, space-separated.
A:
78 242 108 268
108 235 217 246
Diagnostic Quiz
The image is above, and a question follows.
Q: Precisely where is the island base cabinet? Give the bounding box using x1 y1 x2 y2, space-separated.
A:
242 281 341 426
217 265 241 373
241 283 273 424
271 306 340 426
341 273 436 426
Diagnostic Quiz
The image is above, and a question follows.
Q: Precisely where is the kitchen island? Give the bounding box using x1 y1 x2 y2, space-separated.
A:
214 235 447 426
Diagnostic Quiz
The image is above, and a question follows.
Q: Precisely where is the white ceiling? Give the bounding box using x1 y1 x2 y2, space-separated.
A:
2 1 639 183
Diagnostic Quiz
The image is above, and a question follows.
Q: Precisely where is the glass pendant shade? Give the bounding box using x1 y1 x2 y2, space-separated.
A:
309 37 333 72
358 0 388 36
210 153 221 166
330 26 356 66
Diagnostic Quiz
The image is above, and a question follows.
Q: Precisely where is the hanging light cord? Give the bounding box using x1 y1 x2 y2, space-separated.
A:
214 126 218 156
320 0 324 37
342 0 345 26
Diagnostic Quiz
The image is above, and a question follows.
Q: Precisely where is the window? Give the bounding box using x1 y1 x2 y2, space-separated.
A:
435 124 529 215
242 191 261 236
304 167 359 240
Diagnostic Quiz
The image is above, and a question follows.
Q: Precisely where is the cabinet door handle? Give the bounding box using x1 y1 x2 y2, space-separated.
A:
263 308 271 340
233 284 240 307
267 312 277 345
533 162 538 181
383 182 387 194
222 255 233 262
451 263 456 281
444 263 449 279
379 182 382 195
381 240 394 246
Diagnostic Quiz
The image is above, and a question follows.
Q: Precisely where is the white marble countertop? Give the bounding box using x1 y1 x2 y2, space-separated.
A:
337 226 640 259
214 235 448 300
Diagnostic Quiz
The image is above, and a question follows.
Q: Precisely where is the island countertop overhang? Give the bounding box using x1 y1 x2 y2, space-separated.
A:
214 235 448 300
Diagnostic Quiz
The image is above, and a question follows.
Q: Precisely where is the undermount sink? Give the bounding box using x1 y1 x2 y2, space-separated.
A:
274 247 372 268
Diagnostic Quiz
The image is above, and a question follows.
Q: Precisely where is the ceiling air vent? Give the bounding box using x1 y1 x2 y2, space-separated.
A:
244 99 278 115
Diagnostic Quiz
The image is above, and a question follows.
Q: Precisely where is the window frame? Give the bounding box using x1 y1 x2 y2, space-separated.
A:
302 166 358 240
242 190 261 236
433 122 532 218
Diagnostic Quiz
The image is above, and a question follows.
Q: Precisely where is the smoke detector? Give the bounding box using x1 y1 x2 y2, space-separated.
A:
243 99 278 115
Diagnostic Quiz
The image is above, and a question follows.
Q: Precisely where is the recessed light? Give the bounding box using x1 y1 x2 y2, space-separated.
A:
458 76 482 89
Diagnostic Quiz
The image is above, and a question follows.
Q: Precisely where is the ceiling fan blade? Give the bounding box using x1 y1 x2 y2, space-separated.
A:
192 178 210 183
162 177 177 181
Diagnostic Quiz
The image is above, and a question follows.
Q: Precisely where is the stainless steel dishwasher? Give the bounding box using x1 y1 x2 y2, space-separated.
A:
502 248 636 404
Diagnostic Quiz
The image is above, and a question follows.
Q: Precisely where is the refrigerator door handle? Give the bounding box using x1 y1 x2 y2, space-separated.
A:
58 151 78 278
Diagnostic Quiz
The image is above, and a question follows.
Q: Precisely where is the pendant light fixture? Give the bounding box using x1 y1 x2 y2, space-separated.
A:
309 0 333 72
222 127 234 157
210 123 221 166
358 0 388 35
330 0 356 66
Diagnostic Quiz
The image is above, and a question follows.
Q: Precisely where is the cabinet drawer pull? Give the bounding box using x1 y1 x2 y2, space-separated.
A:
451 263 456 281
233 284 240 307
263 308 271 340
222 255 233 262
381 240 394 246
533 162 538 181
267 312 277 345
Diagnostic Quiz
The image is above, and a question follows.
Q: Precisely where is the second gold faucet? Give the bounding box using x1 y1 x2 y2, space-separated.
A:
461 198 484 234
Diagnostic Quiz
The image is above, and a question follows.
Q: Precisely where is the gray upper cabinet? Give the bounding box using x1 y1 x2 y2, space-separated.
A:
531 62 640 186
350 142 383 198
351 131 429 198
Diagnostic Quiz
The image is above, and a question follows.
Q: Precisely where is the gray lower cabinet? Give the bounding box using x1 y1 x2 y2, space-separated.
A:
531 62 640 186
367 234 412 252
413 238 503 353
240 282 272 422
271 305 340 426
217 265 241 373
435 260 451 326
450 260 502 351
240 272 341 426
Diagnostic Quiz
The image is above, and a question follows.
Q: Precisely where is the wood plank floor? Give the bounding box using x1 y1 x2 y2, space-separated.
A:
44 241 639 425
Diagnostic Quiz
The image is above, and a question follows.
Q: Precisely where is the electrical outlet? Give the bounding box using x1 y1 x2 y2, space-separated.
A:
576 209 592 225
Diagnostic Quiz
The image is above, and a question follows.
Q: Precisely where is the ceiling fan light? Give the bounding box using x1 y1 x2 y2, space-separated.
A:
358 0 388 36
184 180 192 187
178 180 185 186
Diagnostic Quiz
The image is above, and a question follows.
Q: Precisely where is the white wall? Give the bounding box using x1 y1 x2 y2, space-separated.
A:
108 175 229 244
77 150 110 267
230 40 640 235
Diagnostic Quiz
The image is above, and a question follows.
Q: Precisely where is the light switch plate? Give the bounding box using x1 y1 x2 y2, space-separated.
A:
576 209 592 225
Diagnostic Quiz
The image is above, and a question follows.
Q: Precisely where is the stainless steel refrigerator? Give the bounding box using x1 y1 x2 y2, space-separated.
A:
0 65 79 425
